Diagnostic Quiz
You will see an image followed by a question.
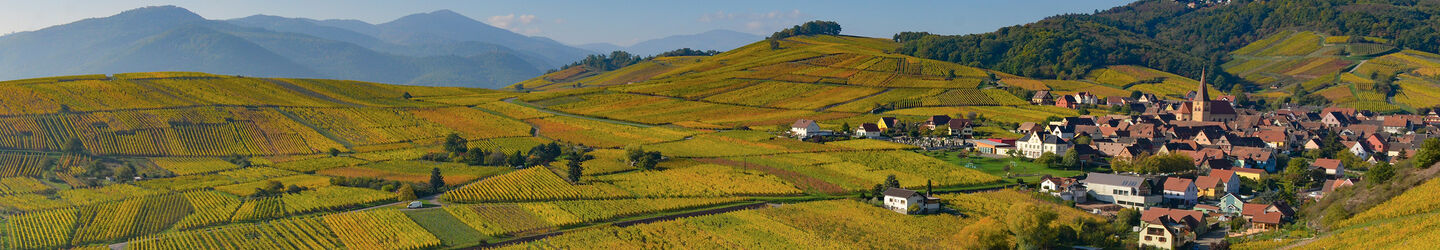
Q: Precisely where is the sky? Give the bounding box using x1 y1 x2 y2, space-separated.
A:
0 0 1135 46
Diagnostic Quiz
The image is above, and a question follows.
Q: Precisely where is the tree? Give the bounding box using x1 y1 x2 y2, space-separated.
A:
402 92 413 99
443 133 468 154
329 148 341 157
1035 152 1059 167
507 151 525 167
1129 90 1144 100
1114 208 1140 232
884 174 901 189
486 150 508 166
429 168 445 192
113 164 136 181
926 180 933 196
285 184 305 194
1368 161 1396 186
636 156 657 170
1416 138 1440 168
397 184 417 201
1071 135 1091 145
841 123 852 135
946 69 957 80
769 39 781 50
1282 158 1316 193
63 138 85 155
1062 149 1080 170
465 147 487 166
1007 203 1058 250
566 157 585 183
871 184 885 199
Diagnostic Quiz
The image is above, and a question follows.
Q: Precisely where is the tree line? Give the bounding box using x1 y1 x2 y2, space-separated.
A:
894 0 1440 92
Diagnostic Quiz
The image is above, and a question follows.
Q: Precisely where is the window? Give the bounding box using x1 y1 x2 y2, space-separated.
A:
1159 237 1166 242
1148 228 1163 235
1145 236 1152 241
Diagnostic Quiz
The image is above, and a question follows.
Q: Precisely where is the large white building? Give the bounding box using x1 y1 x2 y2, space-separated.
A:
1016 131 1070 158
1161 177 1198 207
882 188 940 214
1083 173 1161 209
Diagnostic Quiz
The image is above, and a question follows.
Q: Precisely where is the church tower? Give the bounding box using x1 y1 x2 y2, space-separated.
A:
1192 69 1210 122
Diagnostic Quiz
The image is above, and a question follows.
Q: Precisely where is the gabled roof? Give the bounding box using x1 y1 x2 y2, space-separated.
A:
1312 158 1342 170
791 119 816 129
859 123 881 132
948 119 971 128
1084 173 1146 188
882 187 919 198
1020 132 1067 144
1163 177 1195 192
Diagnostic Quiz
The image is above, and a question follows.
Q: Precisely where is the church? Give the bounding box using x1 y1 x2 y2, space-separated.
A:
1190 71 1238 122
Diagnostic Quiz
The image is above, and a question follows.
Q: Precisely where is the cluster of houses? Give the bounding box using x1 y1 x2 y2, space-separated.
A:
790 114 977 144
1021 78 1431 248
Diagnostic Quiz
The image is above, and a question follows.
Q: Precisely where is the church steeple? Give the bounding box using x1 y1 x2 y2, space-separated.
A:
1196 68 1210 102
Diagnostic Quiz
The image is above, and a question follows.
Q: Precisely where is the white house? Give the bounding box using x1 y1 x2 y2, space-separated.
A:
1016 131 1070 159
882 188 940 214
1074 92 1099 105
948 119 974 137
1345 141 1370 160
1050 126 1076 140
1161 177 1198 207
856 123 883 139
1084 173 1161 208
1041 177 1086 203
1312 158 1345 177
790 119 823 138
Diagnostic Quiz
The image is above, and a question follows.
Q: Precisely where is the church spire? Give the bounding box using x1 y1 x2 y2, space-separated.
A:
1196 68 1210 102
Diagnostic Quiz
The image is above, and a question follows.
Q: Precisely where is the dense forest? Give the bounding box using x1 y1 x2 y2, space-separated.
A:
896 0 1440 91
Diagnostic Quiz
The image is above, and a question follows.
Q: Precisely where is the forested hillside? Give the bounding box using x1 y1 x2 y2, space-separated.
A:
896 0 1440 92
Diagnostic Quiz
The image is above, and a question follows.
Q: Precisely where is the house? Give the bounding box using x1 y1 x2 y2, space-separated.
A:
1343 141 1370 160
970 139 1013 155
1316 179 1355 199
1084 173 1162 208
1139 208 1207 249
882 188 940 214
948 119 973 137
1041 176 1087 202
1196 169 1240 199
1050 126 1077 140
1055 95 1079 109
1241 203 1293 231
1016 131 1070 159
877 117 899 131
1234 168 1266 180
790 119 822 138
856 123 883 139
1322 112 1350 128
1137 93 1160 103
1017 122 1041 135
1032 90 1053 105
1382 117 1411 134
1218 193 1244 214
1075 92 1099 105
1312 158 1345 177
1161 177 1198 207
923 115 952 129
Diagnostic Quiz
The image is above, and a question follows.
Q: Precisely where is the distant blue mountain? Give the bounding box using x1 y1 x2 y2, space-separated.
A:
0 6 580 88
578 30 763 56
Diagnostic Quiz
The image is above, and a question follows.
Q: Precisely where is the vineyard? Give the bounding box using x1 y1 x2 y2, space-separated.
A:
443 167 629 203
444 197 745 237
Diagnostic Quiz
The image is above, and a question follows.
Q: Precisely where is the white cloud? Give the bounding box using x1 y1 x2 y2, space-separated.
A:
487 13 542 35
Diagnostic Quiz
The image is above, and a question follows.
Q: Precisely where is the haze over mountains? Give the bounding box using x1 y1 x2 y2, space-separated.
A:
578 30 762 56
0 6 763 88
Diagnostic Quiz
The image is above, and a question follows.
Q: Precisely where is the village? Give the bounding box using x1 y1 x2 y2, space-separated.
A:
787 77 1434 249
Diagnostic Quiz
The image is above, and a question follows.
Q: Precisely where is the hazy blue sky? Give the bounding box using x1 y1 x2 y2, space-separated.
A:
0 0 1134 46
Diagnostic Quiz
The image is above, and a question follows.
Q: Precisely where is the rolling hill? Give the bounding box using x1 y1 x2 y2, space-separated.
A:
509 34 1218 131
577 29 763 56
0 6 580 88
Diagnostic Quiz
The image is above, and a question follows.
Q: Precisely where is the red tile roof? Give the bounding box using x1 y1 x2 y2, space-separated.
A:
1312 158 1342 170
1163 177 1194 192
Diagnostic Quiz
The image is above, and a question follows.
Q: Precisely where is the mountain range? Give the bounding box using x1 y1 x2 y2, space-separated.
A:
0 6 753 89
577 29 762 56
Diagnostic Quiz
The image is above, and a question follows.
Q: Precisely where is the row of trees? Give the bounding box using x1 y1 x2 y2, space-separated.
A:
438 133 570 168
895 0 1440 91
768 20 842 40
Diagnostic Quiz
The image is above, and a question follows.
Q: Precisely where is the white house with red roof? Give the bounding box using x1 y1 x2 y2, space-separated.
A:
1161 177 1198 207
